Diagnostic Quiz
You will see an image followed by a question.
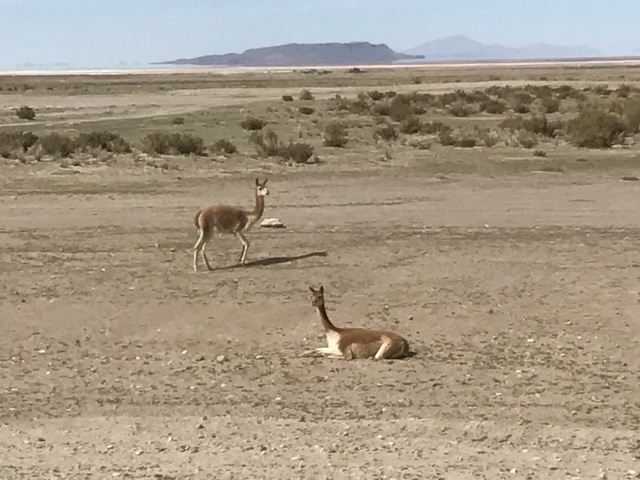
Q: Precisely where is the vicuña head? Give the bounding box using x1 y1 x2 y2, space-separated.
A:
193 178 270 272
303 284 412 360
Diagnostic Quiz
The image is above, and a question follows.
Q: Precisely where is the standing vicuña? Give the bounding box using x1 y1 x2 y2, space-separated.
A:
193 178 269 272
303 285 411 360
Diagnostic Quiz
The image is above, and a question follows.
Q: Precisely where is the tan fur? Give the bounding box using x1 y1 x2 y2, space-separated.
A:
193 178 269 272
302 285 411 360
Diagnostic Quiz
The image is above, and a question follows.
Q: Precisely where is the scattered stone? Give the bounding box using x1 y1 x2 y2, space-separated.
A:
216 355 226 363
260 217 286 228
621 176 639 182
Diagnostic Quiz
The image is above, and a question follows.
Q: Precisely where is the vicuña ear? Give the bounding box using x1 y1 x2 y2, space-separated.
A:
319 285 324 294
255 178 259 186
309 286 316 293
263 178 268 185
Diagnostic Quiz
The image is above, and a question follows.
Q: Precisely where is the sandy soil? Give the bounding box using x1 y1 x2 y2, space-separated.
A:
0 166 639 479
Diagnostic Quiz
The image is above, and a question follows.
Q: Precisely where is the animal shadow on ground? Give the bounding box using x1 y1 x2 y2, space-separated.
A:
216 251 328 270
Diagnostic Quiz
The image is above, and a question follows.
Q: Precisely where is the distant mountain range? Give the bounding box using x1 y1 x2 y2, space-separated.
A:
158 42 422 67
404 35 601 61
157 36 634 68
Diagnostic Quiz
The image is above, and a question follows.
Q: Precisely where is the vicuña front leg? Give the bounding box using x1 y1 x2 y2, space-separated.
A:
237 232 250 265
300 347 343 359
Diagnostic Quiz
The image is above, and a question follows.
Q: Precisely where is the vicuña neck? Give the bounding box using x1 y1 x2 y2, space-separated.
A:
316 303 339 333
249 193 265 219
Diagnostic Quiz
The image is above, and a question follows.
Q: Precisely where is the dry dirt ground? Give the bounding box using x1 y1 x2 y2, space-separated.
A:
0 164 639 479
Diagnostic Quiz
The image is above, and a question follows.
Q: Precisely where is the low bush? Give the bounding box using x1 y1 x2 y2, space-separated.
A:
374 124 398 142
480 99 507 114
298 106 315 115
211 138 238 154
323 122 349 147
0 131 38 157
75 131 131 153
240 116 268 131
566 106 625 148
141 132 205 156
282 95 294 102
399 115 422 134
299 89 314 101
279 141 314 163
250 129 282 157
39 133 75 157
16 105 36 120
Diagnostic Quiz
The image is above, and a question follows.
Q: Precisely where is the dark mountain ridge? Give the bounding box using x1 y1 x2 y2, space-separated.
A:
158 42 423 67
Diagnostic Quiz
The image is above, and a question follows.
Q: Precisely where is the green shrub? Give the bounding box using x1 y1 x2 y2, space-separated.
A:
298 106 315 115
518 132 538 149
141 132 205 156
39 133 75 157
448 101 471 117
250 129 281 157
616 84 638 98
211 138 238 154
566 106 625 148
541 97 560 114
399 115 422 134
75 131 131 153
372 102 391 117
323 122 349 147
299 89 314 101
16 105 36 121
374 125 398 142
0 131 38 157
456 137 477 148
421 121 449 135
499 114 559 138
480 99 507 114
437 128 456 146
368 90 385 101
621 99 640 134
388 95 414 122
279 141 314 163
240 117 268 131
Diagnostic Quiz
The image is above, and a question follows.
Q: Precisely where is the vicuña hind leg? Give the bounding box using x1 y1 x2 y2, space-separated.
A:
193 230 206 272
201 241 214 271
374 340 406 360
193 229 213 272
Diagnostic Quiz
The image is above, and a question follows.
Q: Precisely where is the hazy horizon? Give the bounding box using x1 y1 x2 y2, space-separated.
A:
2 0 639 71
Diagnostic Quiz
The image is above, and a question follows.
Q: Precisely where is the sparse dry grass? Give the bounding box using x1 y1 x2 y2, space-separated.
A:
1 63 640 175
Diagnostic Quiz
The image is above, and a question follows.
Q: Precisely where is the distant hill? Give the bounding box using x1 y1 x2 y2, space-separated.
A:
405 35 601 61
157 42 423 67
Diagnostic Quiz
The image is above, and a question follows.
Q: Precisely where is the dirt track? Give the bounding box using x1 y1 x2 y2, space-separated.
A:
0 166 639 479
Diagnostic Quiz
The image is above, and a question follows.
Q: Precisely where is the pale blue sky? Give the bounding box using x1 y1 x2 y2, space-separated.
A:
1 0 638 70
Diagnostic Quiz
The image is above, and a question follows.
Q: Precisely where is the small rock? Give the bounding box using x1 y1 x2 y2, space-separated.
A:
260 218 286 229
216 355 226 363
